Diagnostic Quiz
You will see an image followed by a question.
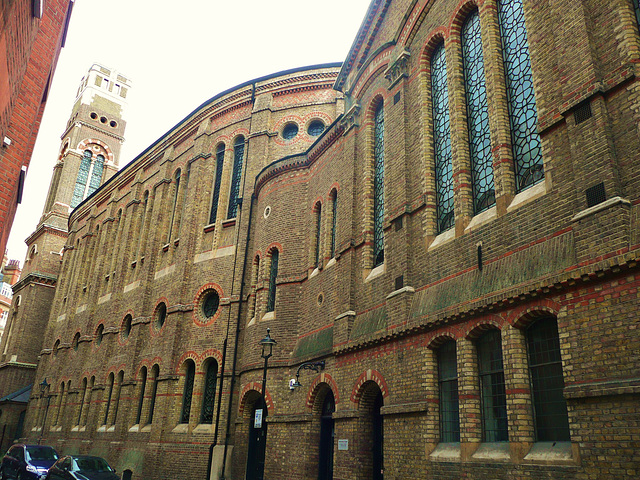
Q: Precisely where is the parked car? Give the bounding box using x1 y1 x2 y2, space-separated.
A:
0 444 59 480
45 456 118 480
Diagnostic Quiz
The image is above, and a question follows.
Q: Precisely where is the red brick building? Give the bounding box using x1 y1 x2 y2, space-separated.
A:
3 0 640 479
0 0 74 257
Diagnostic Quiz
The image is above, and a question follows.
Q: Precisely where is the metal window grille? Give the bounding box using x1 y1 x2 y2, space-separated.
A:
438 340 460 442
71 150 92 208
135 368 147 425
209 144 225 224
499 0 544 192
200 361 218 424
462 11 495 214
180 361 195 424
431 43 454 233
266 250 279 313
227 137 245 219
315 204 322 267
477 330 508 442
330 193 337 258
574 101 592 125
585 182 606 208
373 103 385 267
526 317 570 441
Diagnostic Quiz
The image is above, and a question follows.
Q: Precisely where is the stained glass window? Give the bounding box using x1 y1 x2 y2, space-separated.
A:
209 143 225 224
200 361 218 424
227 137 245 219
526 317 570 441
266 250 279 313
330 191 337 258
498 0 544 192
462 11 495 214
88 154 104 195
308 120 325 136
431 43 454 233
314 203 322 268
477 330 508 442
136 367 147 425
282 123 299 139
71 150 92 208
373 103 385 267
203 291 220 319
438 340 460 442
180 360 195 424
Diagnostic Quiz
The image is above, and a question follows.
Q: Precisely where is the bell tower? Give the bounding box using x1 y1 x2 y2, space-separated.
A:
0 65 130 450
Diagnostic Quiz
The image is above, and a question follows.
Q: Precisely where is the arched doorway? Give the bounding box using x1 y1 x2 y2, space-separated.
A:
372 391 383 480
357 381 384 480
246 397 268 480
318 390 335 480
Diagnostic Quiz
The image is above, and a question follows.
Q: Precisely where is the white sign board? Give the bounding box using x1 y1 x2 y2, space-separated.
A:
338 439 349 451
254 408 263 428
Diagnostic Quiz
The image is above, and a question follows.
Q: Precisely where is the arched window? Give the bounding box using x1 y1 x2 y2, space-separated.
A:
266 249 279 313
314 202 322 268
330 190 338 258
200 359 218 424
180 360 196 424
227 136 245 219
111 371 124 425
462 10 495 214
498 0 543 191
209 143 226 224
103 373 114 425
633 0 640 34
76 377 87 425
526 317 570 441
71 150 105 208
438 339 459 442
136 367 148 425
249 255 260 321
177 161 192 235
167 169 181 242
53 382 65 426
147 365 159 425
476 329 508 441
136 191 149 260
373 102 385 267
431 42 454 233
88 154 105 192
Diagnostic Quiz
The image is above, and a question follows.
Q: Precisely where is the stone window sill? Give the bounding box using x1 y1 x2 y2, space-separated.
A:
523 441 576 465
428 227 454 251
429 442 461 462
364 263 385 283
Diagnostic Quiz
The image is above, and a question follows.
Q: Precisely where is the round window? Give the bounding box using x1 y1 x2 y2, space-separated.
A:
90 112 98 120
202 291 220 319
100 116 107 124
282 123 299 140
110 120 118 128
121 315 132 339
307 120 325 137
155 303 167 330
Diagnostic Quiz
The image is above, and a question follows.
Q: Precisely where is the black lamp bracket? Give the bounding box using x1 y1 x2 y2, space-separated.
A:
292 361 325 389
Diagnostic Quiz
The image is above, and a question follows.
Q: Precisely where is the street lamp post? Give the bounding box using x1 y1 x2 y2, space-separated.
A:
259 328 276 413
38 378 51 445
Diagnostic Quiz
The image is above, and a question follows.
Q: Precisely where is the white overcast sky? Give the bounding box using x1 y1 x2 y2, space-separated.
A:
7 0 372 264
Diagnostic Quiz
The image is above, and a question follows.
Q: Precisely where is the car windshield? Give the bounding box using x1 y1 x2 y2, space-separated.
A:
26 446 58 461
75 457 113 472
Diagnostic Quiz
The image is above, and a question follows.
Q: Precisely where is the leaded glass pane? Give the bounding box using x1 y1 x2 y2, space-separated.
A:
203 291 219 318
330 193 337 258
266 250 279 313
71 150 92 208
438 340 460 442
227 137 245 219
315 204 322 267
499 0 544 192
209 144 225 224
527 317 570 441
88 154 104 195
431 43 454 233
180 361 195 423
308 120 325 136
477 330 508 442
462 11 495 214
200 361 218 424
373 103 385 267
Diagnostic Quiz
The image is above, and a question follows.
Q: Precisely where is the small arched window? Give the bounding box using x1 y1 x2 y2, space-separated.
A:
180 360 196 424
209 143 226 224
437 339 459 442
266 249 279 313
200 359 218 424
476 329 508 441
147 365 160 425
314 202 322 268
431 42 454 233
111 370 124 425
462 10 495 214
135 367 148 425
227 136 245 219
330 190 338 259
76 377 88 426
372 102 385 267
103 373 115 425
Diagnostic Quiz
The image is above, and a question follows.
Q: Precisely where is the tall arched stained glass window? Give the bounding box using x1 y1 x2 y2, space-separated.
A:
180 360 195 424
431 43 454 233
498 0 543 192
462 10 495 215
88 154 104 194
71 150 92 208
200 360 218 424
227 136 245 219
209 143 225 224
373 103 385 267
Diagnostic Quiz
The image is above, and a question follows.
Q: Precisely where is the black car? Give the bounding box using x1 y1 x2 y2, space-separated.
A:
0 444 59 480
45 456 118 480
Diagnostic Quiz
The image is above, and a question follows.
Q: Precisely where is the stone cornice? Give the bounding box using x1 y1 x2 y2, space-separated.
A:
25 224 68 245
12 272 58 292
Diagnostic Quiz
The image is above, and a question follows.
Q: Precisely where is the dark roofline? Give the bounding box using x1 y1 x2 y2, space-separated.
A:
71 62 343 217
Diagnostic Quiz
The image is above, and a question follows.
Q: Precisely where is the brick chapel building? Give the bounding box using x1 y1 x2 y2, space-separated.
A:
1 0 639 479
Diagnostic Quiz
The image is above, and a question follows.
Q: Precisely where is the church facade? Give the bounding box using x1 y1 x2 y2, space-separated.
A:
2 0 640 479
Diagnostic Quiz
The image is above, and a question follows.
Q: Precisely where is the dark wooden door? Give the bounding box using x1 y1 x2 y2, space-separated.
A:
246 399 268 480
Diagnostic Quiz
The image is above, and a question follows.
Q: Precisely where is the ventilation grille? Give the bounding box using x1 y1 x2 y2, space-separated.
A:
394 92 401 105
574 102 592 125
395 275 404 291
585 182 606 208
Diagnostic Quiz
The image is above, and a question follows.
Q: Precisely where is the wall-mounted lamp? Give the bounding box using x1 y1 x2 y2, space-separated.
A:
290 360 325 390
